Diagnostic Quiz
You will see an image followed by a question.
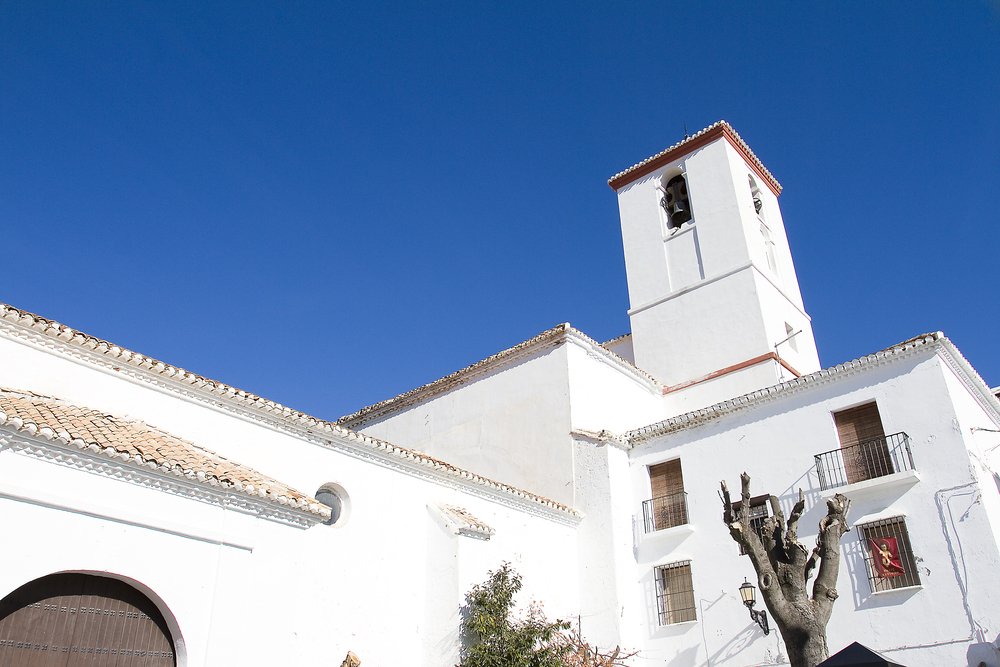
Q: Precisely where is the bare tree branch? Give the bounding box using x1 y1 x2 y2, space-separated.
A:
786 489 806 544
722 474 852 667
811 493 851 624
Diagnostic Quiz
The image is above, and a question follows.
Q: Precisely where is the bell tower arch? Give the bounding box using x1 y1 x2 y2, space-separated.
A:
609 122 820 408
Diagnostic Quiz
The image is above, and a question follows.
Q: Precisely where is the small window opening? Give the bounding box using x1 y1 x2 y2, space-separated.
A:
660 174 692 229
732 495 770 554
748 175 764 217
760 222 777 272
315 483 350 526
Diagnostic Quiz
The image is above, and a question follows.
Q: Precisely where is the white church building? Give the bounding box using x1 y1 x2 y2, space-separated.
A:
1 121 999 667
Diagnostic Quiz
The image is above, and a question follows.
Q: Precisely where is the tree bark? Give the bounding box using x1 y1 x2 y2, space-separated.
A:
721 474 851 667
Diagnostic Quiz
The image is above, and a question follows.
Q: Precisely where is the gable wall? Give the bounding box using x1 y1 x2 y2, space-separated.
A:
354 342 576 505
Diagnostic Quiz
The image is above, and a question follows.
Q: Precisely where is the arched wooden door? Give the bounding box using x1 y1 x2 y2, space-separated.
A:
0 573 176 666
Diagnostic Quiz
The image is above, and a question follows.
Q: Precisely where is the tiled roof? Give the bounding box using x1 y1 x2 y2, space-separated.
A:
437 504 495 538
0 303 579 520
607 120 782 194
626 332 1000 444
0 388 332 520
600 333 631 348
338 323 661 428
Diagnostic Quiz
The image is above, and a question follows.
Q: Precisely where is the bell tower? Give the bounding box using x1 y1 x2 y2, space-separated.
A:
609 122 820 407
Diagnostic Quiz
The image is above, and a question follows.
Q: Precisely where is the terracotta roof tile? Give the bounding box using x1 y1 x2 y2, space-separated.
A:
0 303 580 520
0 388 332 520
607 120 782 194
437 504 495 538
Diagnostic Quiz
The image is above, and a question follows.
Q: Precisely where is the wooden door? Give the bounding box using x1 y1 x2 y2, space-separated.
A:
0 573 175 666
834 403 892 484
648 460 687 529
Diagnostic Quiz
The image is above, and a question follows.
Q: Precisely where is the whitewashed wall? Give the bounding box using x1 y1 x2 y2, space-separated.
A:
615 135 820 398
627 347 1000 667
354 342 576 505
0 330 584 667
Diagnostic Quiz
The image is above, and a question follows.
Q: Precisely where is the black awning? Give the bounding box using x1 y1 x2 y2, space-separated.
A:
818 641 906 667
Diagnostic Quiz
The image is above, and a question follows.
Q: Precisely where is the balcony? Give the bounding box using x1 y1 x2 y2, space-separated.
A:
642 491 689 533
815 432 915 491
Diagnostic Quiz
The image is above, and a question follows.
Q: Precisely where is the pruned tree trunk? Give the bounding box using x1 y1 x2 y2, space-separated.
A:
721 473 851 667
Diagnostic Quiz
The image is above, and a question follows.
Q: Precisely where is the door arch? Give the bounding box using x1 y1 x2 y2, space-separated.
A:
0 572 176 665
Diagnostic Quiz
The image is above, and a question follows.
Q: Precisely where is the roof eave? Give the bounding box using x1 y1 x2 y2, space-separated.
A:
607 121 782 196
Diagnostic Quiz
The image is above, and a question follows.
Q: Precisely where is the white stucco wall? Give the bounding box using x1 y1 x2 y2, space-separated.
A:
565 340 664 440
0 330 584 667
626 348 1000 667
615 135 820 397
629 267 774 389
352 342 576 505
632 353 1000 667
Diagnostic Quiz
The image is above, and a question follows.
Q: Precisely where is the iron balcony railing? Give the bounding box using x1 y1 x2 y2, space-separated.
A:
815 432 914 491
642 491 689 533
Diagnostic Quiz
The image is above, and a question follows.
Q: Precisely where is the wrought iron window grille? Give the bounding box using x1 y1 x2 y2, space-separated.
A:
655 561 697 625
857 516 921 592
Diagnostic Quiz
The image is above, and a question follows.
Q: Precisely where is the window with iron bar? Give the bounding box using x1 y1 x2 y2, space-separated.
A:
655 561 696 625
732 494 770 555
858 516 920 592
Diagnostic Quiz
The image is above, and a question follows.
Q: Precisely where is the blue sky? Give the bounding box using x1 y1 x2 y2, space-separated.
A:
2 2 998 418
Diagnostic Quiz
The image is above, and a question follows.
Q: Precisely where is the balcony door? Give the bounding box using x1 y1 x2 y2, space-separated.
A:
834 403 893 484
648 460 687 530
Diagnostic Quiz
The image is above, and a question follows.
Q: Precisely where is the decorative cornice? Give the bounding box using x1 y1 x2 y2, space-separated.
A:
570 428 630 451
626 333 951 445
936 339 1000 429
607 121 782 196
0 431 321 528
0 303 581 523
338 323 661 429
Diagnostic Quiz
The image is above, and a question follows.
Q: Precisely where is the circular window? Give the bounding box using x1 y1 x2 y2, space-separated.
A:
315 483 350 526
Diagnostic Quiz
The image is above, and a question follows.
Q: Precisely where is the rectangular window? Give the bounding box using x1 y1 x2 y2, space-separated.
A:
834 403 894 484
645 460 688 531
732 494 770 554
858 516 920 592
655 561 696 625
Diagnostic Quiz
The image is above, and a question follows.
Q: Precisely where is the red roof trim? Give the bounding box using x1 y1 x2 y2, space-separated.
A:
608 124 782 197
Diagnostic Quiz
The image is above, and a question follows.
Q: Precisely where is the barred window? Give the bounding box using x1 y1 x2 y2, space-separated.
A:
655 561 696 625
858 516 920 592
732 495 770 554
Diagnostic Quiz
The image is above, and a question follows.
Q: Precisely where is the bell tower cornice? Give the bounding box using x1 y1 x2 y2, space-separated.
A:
607 121 781 196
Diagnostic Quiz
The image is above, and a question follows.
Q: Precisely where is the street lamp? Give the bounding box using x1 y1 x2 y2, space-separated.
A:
739 579 770 635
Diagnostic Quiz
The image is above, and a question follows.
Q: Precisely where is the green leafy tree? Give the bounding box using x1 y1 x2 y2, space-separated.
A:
460 563 570 667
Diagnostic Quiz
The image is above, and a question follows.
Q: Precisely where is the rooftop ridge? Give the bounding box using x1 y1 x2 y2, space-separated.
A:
600 332 631 348
337 323 661 428
626 332 952 444
607 120 782 195
0 302 579 520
